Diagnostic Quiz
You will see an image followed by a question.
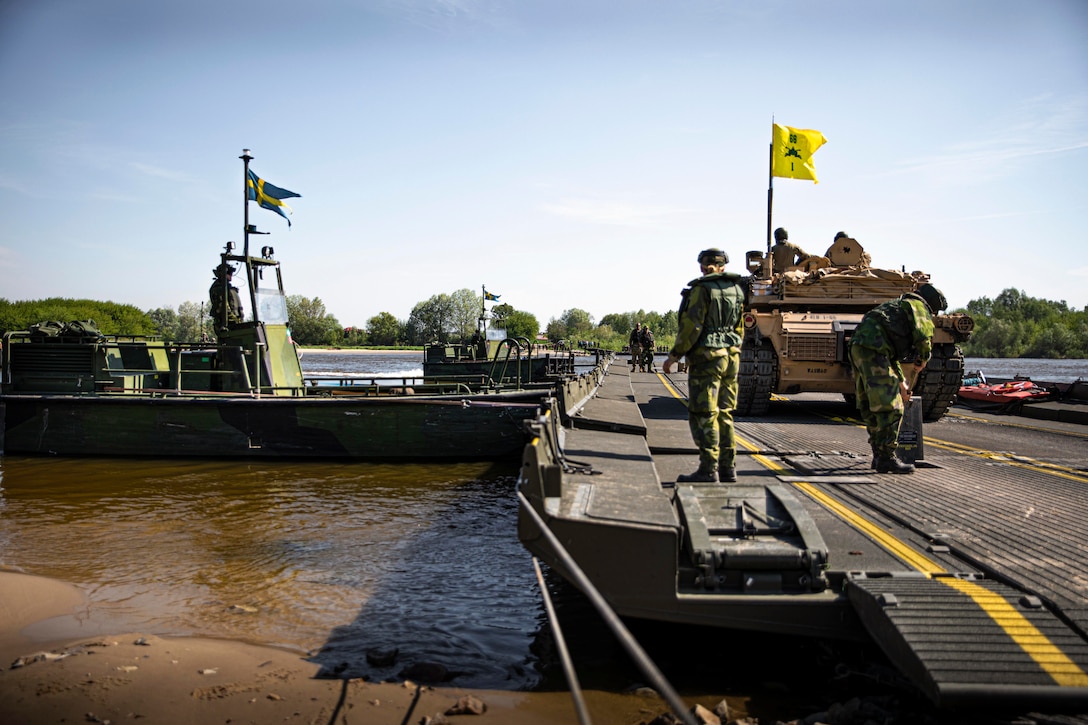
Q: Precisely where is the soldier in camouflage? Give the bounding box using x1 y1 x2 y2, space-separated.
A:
209 263 244 331
663 248 746 483
849 283 947 474
628 322 643 372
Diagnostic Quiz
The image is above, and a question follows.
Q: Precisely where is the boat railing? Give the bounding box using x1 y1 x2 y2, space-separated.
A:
1 332 313 397
302 376 479 397
485 337 530 388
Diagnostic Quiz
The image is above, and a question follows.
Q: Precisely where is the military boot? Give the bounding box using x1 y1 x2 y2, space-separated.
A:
718 466 737 483
677 469 718 483
875 456 915 474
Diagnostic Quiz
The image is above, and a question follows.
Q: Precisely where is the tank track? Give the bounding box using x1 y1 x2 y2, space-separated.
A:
737 339 777 416
916 343 964 422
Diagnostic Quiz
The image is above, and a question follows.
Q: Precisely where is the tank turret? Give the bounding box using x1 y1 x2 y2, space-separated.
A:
739 237 973 422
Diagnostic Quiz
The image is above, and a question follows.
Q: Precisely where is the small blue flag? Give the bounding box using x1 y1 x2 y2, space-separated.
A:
247 169 301 226
484 290 500 301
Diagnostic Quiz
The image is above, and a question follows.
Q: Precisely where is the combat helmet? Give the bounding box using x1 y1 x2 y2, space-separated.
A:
773 227 788 242
213 263 236 278
698 248 728 265
913 283 947 313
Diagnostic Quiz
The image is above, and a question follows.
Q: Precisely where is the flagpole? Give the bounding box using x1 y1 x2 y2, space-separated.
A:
766 121 774 257
241 149 253 260
480 285 487 332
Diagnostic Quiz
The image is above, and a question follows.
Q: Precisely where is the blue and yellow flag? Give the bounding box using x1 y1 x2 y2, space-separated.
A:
771 124 827 183
247 169 301 226
484 290 500 301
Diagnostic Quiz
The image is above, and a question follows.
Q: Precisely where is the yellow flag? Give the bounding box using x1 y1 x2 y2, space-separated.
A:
771 123 827 183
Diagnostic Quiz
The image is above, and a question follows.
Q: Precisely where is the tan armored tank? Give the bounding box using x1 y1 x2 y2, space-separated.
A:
738 235 975 422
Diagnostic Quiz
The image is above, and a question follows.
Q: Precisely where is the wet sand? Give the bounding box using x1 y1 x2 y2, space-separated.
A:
0 572 684 724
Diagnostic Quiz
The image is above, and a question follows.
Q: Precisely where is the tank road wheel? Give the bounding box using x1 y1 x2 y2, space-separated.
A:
915 343 964 422
737 339 777 416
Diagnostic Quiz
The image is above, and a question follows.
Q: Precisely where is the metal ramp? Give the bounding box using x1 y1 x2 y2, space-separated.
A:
675 482 830 595
848 574 1088 707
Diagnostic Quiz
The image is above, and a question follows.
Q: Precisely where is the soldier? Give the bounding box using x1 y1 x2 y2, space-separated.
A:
849 283 947 474
770 227 808 274
663 248 746 483
209 263 243 330
629 322 643 372
639 326 656 372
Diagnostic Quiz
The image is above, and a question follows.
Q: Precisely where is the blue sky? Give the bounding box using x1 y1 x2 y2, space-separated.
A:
2 0 1086 330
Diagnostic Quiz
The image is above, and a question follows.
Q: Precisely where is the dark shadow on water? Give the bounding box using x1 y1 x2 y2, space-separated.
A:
307 498 925 721
308 471 552 689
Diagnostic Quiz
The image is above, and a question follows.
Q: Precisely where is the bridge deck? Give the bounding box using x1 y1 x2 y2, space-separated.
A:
560 362 1088 706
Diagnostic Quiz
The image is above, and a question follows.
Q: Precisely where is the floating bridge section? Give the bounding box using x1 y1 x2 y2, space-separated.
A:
520 360 1088 708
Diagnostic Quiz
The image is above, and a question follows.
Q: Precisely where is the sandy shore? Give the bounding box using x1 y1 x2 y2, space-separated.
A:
0 572 689 724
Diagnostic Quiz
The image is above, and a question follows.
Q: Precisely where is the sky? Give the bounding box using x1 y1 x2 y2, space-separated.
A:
2 0 1086 331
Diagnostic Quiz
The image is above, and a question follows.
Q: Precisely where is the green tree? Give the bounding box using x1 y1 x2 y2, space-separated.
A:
177 301 205 341
366 311 401 346
545 318 567 344
490 303 515 326
147 306 179 340
406 293 454 344
960 288 1088 358
504 310 539 341
449 288 481 340
0 298 156 336
599 312 636 337
558 308 594 342
286 295 341 346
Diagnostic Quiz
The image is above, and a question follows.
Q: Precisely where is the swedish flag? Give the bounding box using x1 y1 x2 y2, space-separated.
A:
247 169 301 226
484 290 500 301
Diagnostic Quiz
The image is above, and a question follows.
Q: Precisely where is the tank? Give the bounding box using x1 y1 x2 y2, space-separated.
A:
737 237 975 422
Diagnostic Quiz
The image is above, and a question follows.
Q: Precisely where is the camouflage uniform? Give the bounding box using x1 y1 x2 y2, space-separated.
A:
210 266 244 330
848 295 934 460
629 324 643 371
669 271 745 475
639 327 656 372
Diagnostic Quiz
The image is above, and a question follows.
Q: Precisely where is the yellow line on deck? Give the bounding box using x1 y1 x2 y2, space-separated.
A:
735 435 1088 686
810 405 1088 484
940 578 1088 687
947 411 1088 440
659 373 1088 683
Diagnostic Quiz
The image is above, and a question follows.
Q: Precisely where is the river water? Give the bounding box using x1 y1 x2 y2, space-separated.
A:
0 351 691 697
962 357 1087 383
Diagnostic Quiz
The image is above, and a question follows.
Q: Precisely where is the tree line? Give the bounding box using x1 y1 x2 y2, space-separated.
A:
3 287 1085 359
960 288 1088 358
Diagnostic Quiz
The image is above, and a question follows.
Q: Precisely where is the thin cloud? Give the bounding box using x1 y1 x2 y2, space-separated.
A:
883 94 1088 178
383 0 513 34
87 190 142 203
891 141 1088 176
0 245 19 269
540 198 694 227
0 173 33 196
129 162 194 183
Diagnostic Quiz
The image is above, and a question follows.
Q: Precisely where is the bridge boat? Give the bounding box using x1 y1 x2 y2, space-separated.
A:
0 242 606 460
1 155 607 459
